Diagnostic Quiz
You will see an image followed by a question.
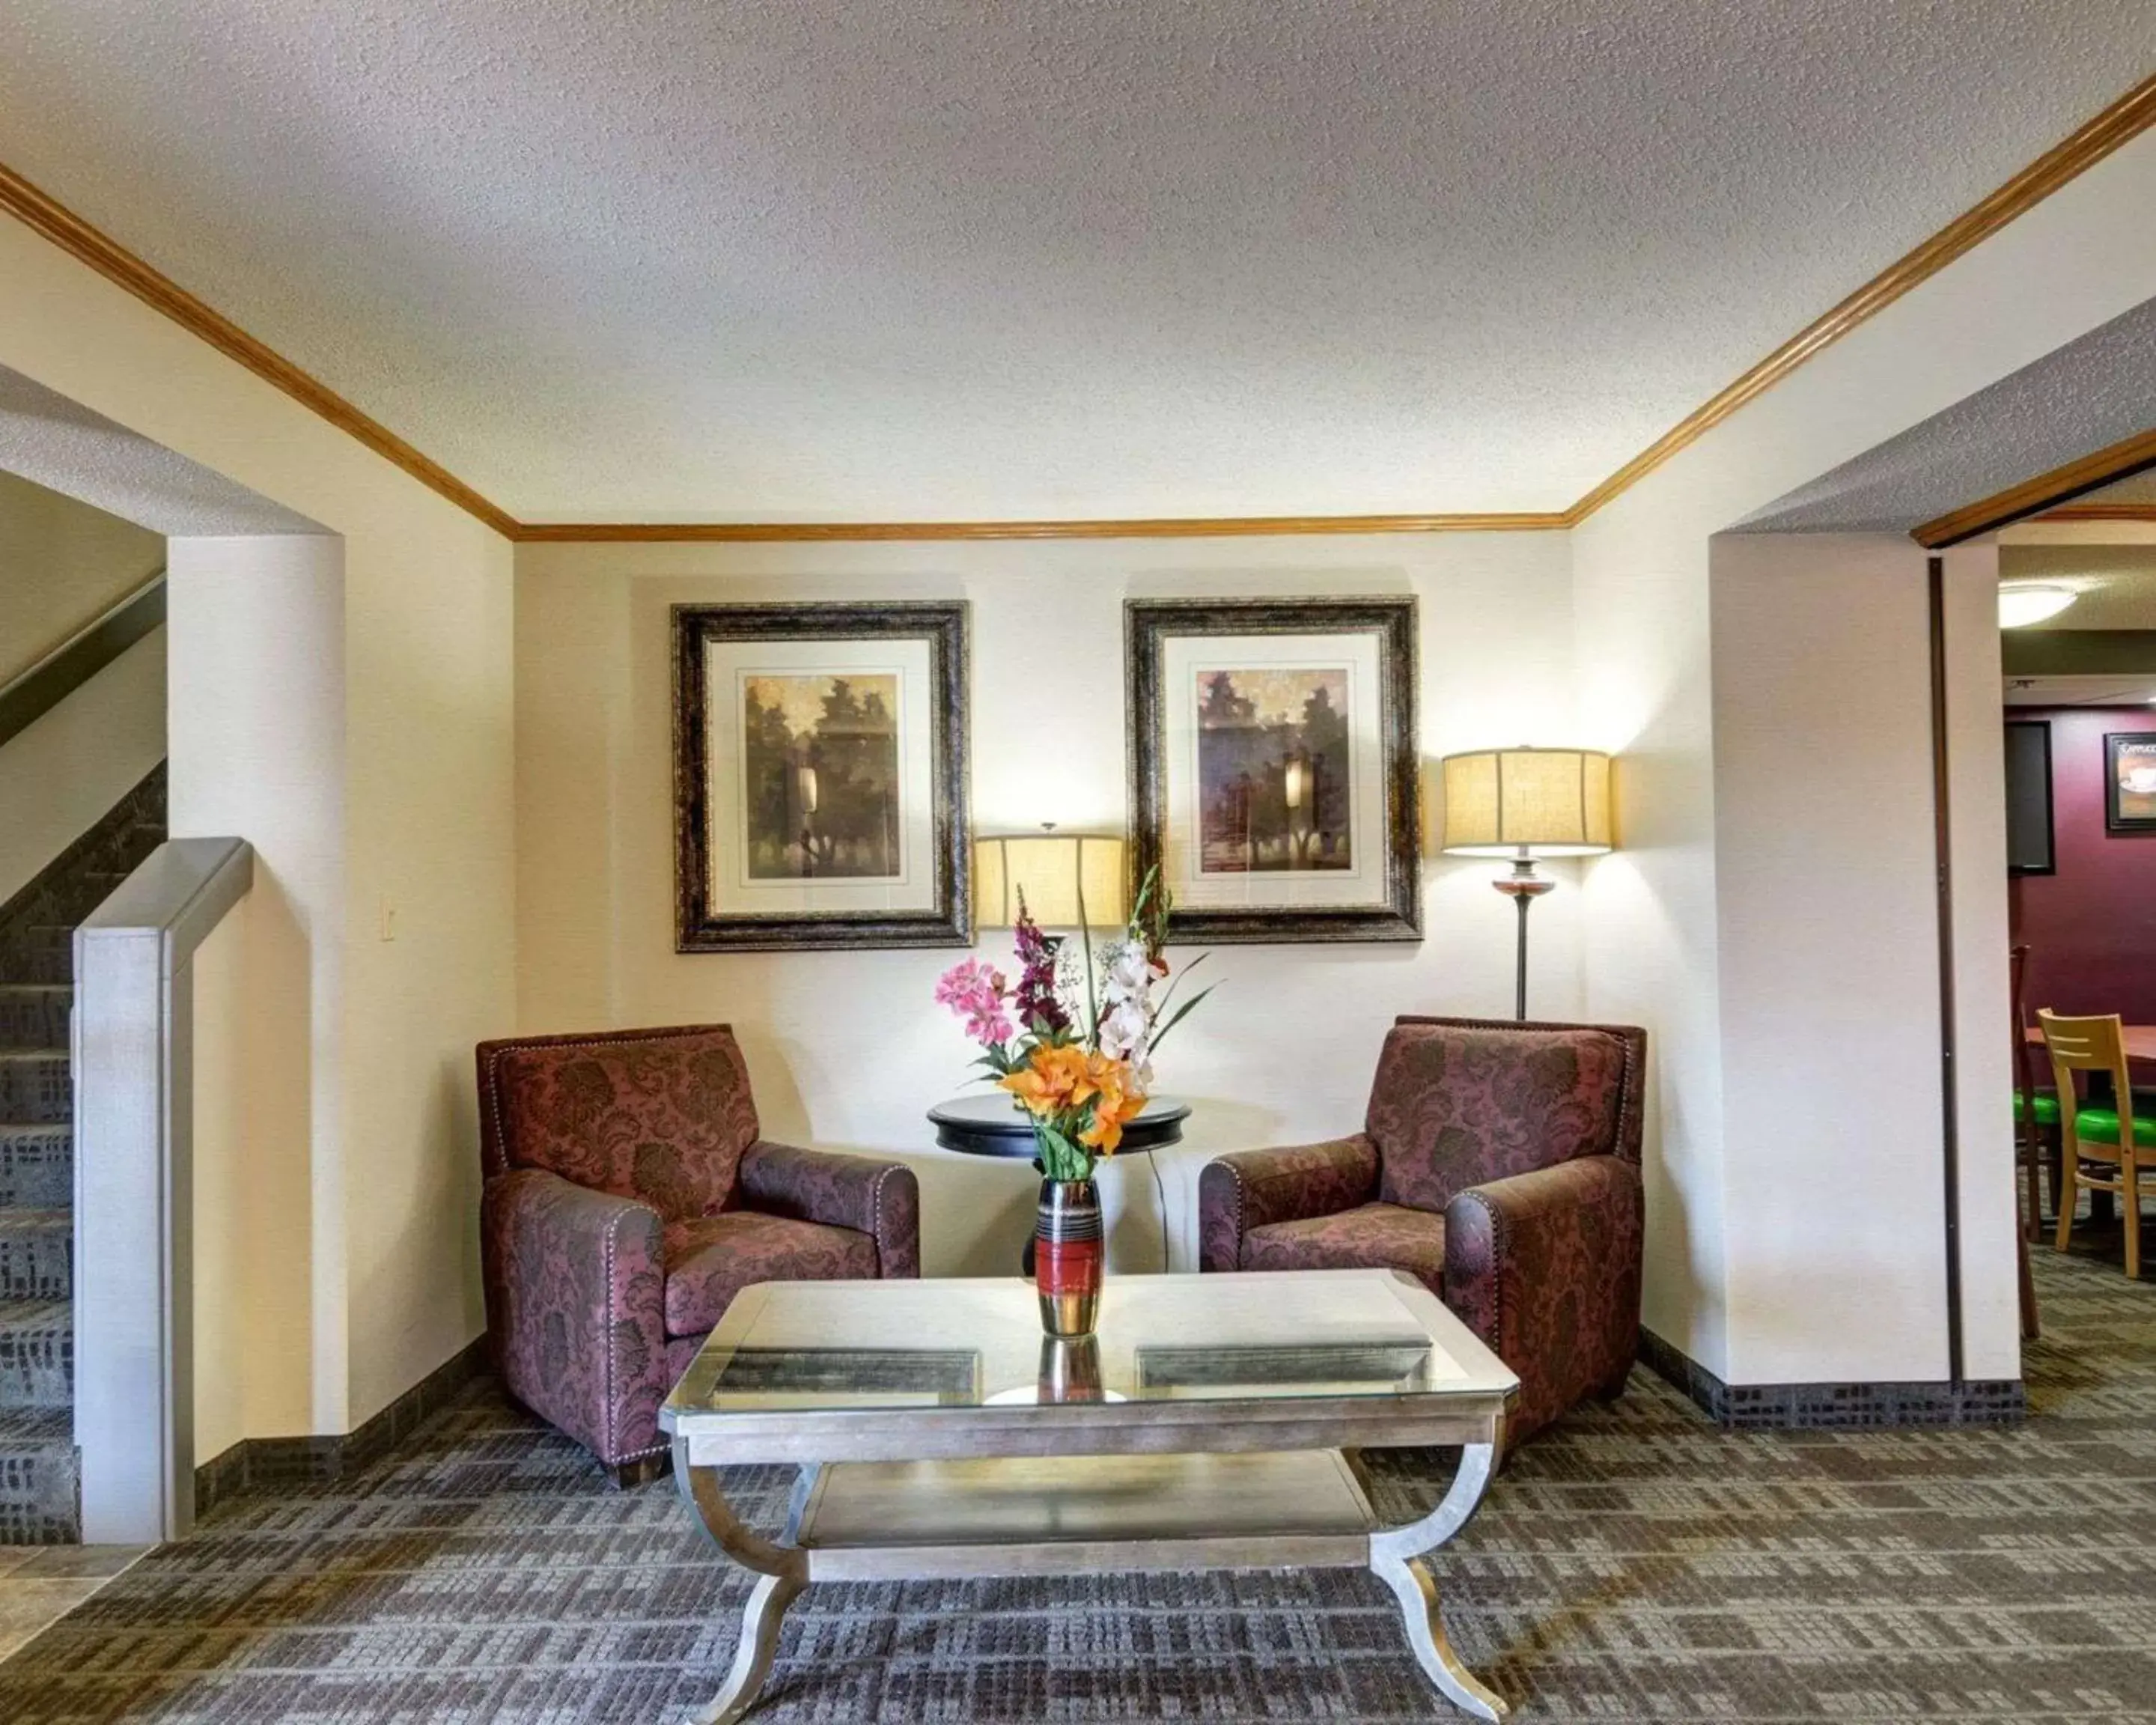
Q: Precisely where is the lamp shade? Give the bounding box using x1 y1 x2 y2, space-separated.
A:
975 832 1128 928
1440 748 1614 857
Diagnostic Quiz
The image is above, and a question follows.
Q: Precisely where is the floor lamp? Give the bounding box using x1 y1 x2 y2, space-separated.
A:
1440 747 1616 1020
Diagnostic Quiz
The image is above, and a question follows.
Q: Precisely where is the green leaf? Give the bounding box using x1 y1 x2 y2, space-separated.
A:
1147 982 1219 1054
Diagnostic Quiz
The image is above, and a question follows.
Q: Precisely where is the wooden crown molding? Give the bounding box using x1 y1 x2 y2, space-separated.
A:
2031 502 2156 522
1565 70 2156 527
0 162 520 538
1913 426 2156 547
1 69 2152 545
512 511 1565 543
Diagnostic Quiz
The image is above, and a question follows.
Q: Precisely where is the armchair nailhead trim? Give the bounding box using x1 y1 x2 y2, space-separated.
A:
1455 1187 1506 1353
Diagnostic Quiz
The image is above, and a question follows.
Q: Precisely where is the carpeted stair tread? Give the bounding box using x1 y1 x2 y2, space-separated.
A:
0 1208 70 1302
0 1298 73 1408
0 1125 70 1210
0 1051 70 1124
0 985 71 1050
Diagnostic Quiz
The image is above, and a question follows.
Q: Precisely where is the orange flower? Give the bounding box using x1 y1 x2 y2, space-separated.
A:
999 1042 1097 1119
999 1044 1148 1157
1077 1049 1147 1155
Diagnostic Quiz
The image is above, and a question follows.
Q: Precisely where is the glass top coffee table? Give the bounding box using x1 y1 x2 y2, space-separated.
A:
661 1269 1520 1723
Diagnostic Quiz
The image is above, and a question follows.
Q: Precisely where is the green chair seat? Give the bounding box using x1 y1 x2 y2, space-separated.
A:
2071 1107 2156 1149
2012 1090 2060 1126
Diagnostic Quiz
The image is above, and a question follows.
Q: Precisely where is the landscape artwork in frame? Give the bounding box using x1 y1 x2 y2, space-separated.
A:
1128 597 1420 944
2105 731 2156 834
674 603 970 950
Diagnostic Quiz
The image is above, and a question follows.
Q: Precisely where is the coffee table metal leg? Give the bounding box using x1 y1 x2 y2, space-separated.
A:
1366 1440 1506 1722
674 1438 814 1725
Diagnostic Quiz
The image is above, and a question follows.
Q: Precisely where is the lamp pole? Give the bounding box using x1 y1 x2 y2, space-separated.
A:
1491 849 1553 1020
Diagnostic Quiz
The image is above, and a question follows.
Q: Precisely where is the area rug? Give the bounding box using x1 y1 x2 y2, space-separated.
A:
1 1247 2152 1723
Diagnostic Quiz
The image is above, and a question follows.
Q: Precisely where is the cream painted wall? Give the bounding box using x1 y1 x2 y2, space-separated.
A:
0 466 162 683
0 217 515 1442
1570 126 2156 1385
514 534 1583 1276
1708 535 1950 1384
170 536 346 1446
1940 541 2018 1384
0 628 164 907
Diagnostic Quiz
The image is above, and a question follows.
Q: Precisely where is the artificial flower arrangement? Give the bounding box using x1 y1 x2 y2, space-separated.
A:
934 869 1213 1182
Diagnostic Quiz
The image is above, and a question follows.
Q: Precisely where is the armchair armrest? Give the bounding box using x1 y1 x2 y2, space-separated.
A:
480 1168 669 1467
737 1140 921 1280
1199 1134 1380 1273
1444 1154 1642 1445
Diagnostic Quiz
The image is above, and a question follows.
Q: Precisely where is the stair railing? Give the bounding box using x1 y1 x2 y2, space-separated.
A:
73 836 252 1543
0 569 165 752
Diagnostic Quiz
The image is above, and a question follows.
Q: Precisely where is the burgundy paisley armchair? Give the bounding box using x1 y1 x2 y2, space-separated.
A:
1199 1014 1645 1447
477 1024 920 1482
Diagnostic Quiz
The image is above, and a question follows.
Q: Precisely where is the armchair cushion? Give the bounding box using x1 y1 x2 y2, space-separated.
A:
1368 1021 1630 1213
662 1211 880 1338
478 1024 761 1218
1197 1135 1380 1274
737 1140 922 1280
481 1167 668 1467
1241 1202 1446 1290
1445 1154 1643 1444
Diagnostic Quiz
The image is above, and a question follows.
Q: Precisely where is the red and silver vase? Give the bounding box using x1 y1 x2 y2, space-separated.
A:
1035 1178 1103 1337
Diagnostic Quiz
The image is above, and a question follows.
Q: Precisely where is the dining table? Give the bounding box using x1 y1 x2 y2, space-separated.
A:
2023 1023 2156 1064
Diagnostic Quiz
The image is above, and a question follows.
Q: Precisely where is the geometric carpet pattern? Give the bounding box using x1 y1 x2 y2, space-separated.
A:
1 1247 2152 1723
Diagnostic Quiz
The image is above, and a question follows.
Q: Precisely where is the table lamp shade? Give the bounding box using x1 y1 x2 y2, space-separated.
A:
975 833 1128 928
1441 748 1614 857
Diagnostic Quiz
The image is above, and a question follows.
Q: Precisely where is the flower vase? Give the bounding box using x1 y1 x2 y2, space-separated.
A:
1034 1177 1103 1338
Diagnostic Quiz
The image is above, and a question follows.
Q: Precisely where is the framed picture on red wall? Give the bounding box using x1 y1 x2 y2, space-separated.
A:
2104 731 2156 833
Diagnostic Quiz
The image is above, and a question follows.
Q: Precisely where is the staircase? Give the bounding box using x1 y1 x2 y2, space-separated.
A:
0 764 165 1542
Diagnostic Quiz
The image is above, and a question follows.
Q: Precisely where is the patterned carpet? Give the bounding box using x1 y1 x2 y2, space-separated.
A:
1 1247 2152 1724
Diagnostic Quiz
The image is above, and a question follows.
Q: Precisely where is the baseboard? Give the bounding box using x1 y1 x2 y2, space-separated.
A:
1637 1329 2026 1429
194 1336 489 1518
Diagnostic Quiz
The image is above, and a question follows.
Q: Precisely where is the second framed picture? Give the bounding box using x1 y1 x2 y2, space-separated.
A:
1127 596 1421 944
2105 730 2156 834
674 601 971 951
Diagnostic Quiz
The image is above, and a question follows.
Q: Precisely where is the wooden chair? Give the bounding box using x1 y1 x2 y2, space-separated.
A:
2009 946 2054 1238
2038 1009 2152 1280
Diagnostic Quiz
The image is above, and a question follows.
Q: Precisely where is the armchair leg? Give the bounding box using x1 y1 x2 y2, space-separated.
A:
611 1454 670 1491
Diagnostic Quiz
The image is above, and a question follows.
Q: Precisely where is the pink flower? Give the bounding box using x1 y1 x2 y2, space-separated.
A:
935 959 1012 1047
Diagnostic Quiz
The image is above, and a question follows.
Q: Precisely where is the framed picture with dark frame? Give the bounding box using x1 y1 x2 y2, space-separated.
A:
2104 731 2156 835
2003 719 2055 874
1127 596 1421 945
673 601 970 951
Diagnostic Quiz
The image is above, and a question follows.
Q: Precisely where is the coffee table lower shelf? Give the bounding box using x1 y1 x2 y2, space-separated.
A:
675 1443 1508 1724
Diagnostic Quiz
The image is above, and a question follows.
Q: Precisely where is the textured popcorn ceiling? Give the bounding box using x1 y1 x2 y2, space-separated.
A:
1 3 2150 522
1735 296 2156 535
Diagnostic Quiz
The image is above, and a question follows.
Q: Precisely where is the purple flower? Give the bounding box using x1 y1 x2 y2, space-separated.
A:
1012 895 1070 1035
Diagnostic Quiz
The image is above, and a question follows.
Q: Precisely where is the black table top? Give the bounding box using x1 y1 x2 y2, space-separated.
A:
928 1092 1191 1160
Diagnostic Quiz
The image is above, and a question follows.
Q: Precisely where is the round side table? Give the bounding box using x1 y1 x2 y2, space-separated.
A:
927 1093 1191 1274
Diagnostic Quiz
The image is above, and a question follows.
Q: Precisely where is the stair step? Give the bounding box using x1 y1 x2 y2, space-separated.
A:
0 1211 70 1303
0 1404 80 1544
0 948 70 985
0 986 70 1051
0 1126 71 1209
0 1053 69 1124
0 1300 72 1408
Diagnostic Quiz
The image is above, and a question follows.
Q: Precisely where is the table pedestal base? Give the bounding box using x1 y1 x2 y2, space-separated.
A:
674 1437 1506 1723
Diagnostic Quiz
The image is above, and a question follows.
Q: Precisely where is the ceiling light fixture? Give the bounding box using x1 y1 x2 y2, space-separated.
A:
1998 585 2077 629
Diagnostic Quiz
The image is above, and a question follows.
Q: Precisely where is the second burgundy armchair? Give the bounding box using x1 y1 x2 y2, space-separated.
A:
1199 1014 1646 1448
477 1023 919 1483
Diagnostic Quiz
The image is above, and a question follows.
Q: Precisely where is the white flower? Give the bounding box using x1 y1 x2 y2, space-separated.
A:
1102 940 1151 1001
1099 998 1150 1059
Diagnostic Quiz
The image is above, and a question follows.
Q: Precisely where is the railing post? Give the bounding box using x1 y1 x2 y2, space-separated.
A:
73 838 252 1544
